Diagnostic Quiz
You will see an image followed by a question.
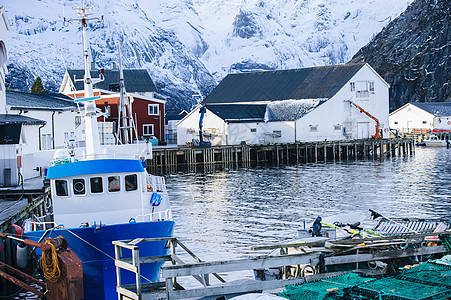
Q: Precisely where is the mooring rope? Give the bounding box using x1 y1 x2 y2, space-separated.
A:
40 240 61 283
61 227 154 284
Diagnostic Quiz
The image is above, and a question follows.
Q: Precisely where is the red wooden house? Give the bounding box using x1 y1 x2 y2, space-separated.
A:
59 64 166 143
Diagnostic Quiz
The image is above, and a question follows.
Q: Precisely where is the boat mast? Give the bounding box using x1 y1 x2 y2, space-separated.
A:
116 42 137 144
73 6 104 157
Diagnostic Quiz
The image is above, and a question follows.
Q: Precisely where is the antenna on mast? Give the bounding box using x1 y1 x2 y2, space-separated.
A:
64 5 104 158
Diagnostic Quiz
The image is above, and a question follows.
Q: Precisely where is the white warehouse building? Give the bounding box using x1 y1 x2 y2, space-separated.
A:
177 63 390 146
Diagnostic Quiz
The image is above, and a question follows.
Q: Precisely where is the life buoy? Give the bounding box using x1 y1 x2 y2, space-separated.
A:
150 193 162 206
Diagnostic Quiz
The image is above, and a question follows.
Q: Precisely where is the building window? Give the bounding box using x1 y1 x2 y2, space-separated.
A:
148 104 159 115
356 81 369 98
75 116 82 128
369 81 375 92
251 128 257 133
422 121 427 124
41 134 52 150
125 174 138 191
273 130 282 137
350 82 355 91
55 180 68 196
310 125 318 132
90 177 103 194
143 124 154 136
394 121 398 124
334 124 341 131
73 179 86 195
108 176 120 192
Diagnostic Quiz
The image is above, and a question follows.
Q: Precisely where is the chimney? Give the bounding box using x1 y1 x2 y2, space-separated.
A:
90 62 96 70
111 62 118 70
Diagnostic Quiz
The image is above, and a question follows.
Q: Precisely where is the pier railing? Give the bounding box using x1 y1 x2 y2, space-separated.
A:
113 237 343 300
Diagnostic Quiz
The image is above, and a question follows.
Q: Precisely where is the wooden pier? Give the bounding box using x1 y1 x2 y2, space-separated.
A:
0 181 51 233
113 232 448 300
149 138 415 174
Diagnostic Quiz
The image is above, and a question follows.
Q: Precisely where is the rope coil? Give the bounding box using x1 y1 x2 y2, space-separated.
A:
40 240 61 283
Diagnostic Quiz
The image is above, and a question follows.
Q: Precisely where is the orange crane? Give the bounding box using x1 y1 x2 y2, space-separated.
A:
347 100 381 139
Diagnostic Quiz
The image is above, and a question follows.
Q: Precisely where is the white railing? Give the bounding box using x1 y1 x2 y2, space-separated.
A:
51 153 143 166
23 219 59 232
135 209 172 222
147 174 167 193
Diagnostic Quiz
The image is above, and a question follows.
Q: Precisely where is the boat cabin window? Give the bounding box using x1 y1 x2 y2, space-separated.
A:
125 174 138 191
108 176 120 192
90 177 103 194
73 179 86 195
55 180 68 196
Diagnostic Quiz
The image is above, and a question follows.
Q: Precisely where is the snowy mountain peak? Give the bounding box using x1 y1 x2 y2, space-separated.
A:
5 0 413 110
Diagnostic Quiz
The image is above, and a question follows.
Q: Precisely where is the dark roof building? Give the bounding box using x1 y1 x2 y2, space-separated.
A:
0 114 45 125
206 104 267 122
6 90 78 111
65 69 157 93
203 63 365 104
166 110 188 122
409 102 451 117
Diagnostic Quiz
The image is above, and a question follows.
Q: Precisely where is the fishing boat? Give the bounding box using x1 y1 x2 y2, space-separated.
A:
22 6 174 299
423 134 450 147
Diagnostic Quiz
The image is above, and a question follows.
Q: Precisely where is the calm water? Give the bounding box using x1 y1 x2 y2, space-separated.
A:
166 147 451 262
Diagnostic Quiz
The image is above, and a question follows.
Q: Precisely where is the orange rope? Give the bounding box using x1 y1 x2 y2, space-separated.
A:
40 240 61 283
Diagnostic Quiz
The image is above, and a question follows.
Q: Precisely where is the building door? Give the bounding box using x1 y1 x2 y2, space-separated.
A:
357 122 369 139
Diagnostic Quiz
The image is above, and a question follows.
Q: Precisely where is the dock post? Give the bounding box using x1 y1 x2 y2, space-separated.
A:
286 145 289 165
355 143 358 161
296 144 299 164
338 142 341 160
332 143 336 161
324 141 327 162
388 141 391 158
305 144 308 163
315 143 318 163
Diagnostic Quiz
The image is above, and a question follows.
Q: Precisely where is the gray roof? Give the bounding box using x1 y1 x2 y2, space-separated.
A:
67 69 157 93
203 63 365 104
410 102 451 117
0 114 46 125
207 104 267 122
6 90 78 111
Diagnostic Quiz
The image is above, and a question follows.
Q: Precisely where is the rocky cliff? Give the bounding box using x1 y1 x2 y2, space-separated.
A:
351 0 450 110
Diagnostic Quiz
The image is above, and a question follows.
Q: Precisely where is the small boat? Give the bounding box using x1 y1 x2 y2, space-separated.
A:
22 6 174 299
423 134 450 147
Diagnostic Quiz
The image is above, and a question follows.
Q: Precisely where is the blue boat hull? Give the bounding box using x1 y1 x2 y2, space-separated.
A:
24 220 175 300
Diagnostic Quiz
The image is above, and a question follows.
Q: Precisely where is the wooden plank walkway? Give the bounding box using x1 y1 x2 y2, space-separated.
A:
0 177 50 232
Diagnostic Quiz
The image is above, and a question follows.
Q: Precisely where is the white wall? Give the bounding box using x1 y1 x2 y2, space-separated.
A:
177 106 227 146
18 110 83 153
296 64 390 142
227 121 295 145
389 104 434 133
434 116 451 131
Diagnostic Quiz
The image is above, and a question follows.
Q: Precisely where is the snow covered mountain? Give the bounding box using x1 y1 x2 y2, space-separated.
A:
5 0 413 110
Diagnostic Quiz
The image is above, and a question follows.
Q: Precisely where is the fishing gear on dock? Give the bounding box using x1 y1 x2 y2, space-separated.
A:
0 232 83 299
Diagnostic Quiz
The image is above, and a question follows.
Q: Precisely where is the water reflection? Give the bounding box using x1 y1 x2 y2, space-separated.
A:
167 147 451 260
